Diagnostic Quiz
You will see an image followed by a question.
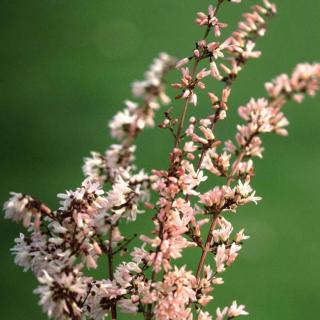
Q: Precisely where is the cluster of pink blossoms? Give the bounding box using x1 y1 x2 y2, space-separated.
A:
4 1 320 319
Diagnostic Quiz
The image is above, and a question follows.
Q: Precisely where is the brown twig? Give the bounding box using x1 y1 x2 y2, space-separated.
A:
108 226 117 319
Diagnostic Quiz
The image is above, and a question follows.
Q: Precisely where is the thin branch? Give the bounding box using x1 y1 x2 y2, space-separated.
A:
146 1 226 317
112 233 137 256
108 226 117 320
195 211 220 281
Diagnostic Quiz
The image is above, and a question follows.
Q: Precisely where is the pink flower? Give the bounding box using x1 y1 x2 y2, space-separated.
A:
4 2 320 320
196 5 228 38
154 266 197 320
215 244 227 273
228 300 249 317
235 229 250 243
176 57 190 69
226 243 242 266
4 193 39 228
212 217 233 243
198 311 213 320
216 306 228 320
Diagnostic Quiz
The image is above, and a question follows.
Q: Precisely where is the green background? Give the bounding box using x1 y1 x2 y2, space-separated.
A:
1 0 320 319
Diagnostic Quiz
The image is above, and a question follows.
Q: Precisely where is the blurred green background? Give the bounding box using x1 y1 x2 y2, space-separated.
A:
1 0 320 319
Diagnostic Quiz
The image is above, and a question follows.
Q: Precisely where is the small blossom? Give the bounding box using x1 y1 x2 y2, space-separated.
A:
4 193 43 228
176 57 190 69
235 229 250 243
228 300 249 317
198 311 213 320
216 306 228 320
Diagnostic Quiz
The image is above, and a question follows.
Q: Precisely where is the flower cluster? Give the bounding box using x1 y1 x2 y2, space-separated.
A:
84 52 176 185
4 1 320 319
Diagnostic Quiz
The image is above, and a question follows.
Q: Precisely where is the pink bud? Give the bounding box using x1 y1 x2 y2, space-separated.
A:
220 63 231 75
176 57 190 69
194 49 200 58
208 92 219 104
189 116 196 123
190 93 198 106
198 81 206 89
214 25 221 37
93 242 102 255
182 89 191 99
187 153 195 160
210 61 221 79
222 87 231 103
86 255 97 269
171 83 182 89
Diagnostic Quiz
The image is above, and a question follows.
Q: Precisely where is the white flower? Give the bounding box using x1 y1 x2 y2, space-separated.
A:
216 306 228 320
4 192 35 227
228 300 249 317
198 310 213 320
118 298 138 314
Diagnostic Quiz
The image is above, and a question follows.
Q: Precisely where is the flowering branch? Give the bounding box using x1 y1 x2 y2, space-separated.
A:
3 1 320 320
